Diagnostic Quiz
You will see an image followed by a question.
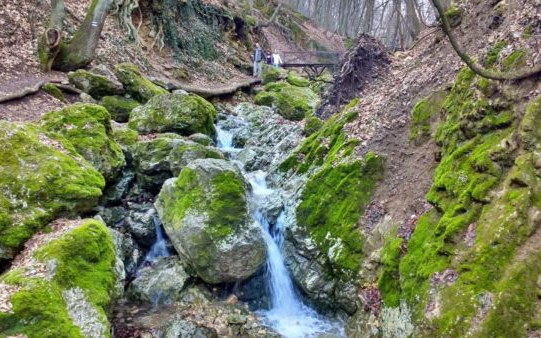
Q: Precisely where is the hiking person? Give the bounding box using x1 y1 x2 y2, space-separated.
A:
272 50 283 68
252 43 265 77
266 50 273 65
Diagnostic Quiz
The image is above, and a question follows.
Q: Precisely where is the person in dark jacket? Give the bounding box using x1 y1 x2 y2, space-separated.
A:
252 43 265 77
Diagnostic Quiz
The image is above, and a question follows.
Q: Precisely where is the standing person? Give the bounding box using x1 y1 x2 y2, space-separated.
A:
266 50 273 65
272 50 283 68
252 43 265 77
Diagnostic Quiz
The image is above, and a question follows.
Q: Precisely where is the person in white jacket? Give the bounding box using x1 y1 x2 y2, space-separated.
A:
272 50 283 68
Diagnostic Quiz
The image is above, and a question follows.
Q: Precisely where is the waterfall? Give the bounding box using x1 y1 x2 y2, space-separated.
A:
216 124 344 338
142 216 171 263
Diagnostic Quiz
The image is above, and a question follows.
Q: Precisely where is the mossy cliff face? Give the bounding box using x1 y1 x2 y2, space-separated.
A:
369 67 541 337
0 122 104 260
40 103 126 182
114 63 168 103
155 158 266 284
129 93 217 137
0 219 117 338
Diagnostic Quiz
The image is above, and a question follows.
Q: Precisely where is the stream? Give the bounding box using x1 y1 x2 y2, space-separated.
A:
215 123 345 338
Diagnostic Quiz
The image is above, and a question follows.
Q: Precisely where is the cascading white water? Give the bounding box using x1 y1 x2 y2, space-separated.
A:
216 125 344 338
142 216 171 263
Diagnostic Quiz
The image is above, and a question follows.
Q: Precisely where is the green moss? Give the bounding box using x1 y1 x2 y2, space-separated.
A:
42 83 66 103
297 152 384 279
169 142 225 176
409 91 447 145
207 172 246 240
275 85 320 121
114 63 168 103
0 219 116 337
378 234 404 307
502 49 527 72
518 95 541 151
264 81 289 92
40 103 125 182
68 69 122 99
112 125 138 152
444 5 461 20
128 93 217 137
254 91 277 107
262 66 281 84
279 99 359 174
0 122 104 259
523 25 532 39
100 96 140 123
484 40 507 66
286 72 310 87
304 115 324 136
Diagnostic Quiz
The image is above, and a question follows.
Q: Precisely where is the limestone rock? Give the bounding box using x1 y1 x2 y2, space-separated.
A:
0 122 104 259
127 256 190 304
68 69 124 99
100 95 140 122
39 103 126 182
114 63 168 103
188 133 215 146
129 93 217 137
275 85 320 121
155 159 266 284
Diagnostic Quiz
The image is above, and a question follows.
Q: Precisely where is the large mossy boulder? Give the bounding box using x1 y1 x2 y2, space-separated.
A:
114 63 168 103
276 85 320 121
0 122 105 260
40 103 126 182
68 69 124 99
132 134 223 191
155 159 266 284
0 219 117 337
254 91 278 107
286 72 310 87
262 66 281 84
100 95 140 122
129 93 217 137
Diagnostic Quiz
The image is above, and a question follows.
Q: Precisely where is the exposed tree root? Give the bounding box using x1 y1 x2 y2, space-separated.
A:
163 78 261 98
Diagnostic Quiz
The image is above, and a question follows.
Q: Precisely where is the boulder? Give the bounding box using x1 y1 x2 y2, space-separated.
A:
286 72 310 87
40 103 126 182
129 93 217 137
155 159 266 284
127 256 190 304
114 63 168 102
262 66 280 84
0 219 116 337
169 142 224 176
109 227 144 277
126 206 158 247
275 85 320 121
0 122 104 260
254 91 277 107
100 95 140 122
188 133 215 146
68 69 124 99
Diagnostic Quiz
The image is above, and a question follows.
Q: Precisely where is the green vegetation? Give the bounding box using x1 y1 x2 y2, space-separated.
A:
297 152 384 278
40 103 125 181
287 72 310 87
279 98 360 173
42 83 66 102
114 63 168 103
0 122 104 259
304 115 324 136
275 85 320 121
502 49 527 72
0 219 116 337
100 95 140 122
484 41 507 66
254 91 278 107
262 66 281 84
409 91 447 145
68 69 122 99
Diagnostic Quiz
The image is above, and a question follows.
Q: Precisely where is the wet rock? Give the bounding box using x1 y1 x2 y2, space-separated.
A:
101 169 135 206
129 93 217 136
127 206 158 247
127 256 190 304
169 142 225 176
99 206 129 228
155 159 266 284
109 227 144 277
189 133 215 146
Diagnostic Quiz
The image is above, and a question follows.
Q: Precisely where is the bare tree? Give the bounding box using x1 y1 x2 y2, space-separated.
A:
38 0 114 71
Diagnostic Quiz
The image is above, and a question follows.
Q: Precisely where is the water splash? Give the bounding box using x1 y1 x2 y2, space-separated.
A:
143 216 171 263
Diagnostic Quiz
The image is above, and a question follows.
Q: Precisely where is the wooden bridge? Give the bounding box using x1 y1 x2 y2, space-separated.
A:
280 51 344 79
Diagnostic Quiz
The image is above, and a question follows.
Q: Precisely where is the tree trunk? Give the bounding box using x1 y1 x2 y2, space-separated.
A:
38 0 114 72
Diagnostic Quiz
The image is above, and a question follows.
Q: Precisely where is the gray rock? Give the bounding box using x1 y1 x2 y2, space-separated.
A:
99 206 129 228
109 227 144 277
63 287 109 338
101 169 135 205
155 159 266 284
169 141 224 176
127 256 190 305
127 207 157 247
69 68 124 99
189 133 215 146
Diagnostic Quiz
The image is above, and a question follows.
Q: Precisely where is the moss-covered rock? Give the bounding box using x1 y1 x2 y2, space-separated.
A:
169 142 224 176
409 91 447 145
100 95 140 122
297 152 384 279
0 219 116 337
129 93 217 137
304 115 324 136
264 81 289 92
114 63 168 103
279 98 360 174
0 122 104 260
155 158 266 284
287 72 310 87
42 83 67 103
254 91 278 107
111 124 139 154
188 133 214 146
40 103 126 182
261 66 281 84
275 85 320 121
68 69 124 99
